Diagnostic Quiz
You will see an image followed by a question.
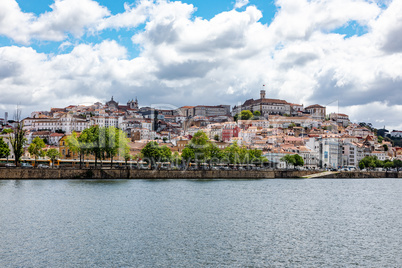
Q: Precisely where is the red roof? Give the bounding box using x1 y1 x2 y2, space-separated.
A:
305 104 325 109
50 133 64 137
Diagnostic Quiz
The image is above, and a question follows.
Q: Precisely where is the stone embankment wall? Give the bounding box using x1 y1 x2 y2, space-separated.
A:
0 168 319 179
318 171 402 179
0 169 400 179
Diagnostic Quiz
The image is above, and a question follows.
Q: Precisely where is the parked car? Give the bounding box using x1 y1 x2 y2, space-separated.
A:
37 164 49 169
21 163 33 168
5 163 16 167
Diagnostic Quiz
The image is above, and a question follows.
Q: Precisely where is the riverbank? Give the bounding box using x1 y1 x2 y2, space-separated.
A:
0 168 401 179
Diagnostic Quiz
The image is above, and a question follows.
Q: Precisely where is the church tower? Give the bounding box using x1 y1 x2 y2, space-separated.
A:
127 97 139 109
260 90 266 99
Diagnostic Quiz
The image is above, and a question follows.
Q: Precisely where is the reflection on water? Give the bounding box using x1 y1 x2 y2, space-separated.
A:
68 179 130 186
0 179 401 267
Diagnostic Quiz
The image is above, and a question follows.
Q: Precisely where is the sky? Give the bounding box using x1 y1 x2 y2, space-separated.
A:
0 0 401 130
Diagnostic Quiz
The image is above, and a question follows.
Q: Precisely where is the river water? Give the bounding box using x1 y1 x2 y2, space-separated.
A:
0 179 401 267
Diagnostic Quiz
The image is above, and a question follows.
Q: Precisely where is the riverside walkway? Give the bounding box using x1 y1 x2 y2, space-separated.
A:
302 171 340 178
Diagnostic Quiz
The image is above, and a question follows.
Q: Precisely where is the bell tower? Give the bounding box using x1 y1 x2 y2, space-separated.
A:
260 90 266 99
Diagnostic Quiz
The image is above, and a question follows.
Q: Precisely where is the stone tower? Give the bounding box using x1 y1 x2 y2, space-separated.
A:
127 97 139 109
260 90 266 99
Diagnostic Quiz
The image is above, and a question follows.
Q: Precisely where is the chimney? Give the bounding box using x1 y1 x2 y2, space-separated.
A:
260 90 266 99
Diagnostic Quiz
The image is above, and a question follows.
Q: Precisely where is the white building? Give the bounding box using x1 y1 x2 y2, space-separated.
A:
23 114 89 134
239 127 257 143
233 90 291 117
341 142 358 167
371 151 387 161
390 130 402 138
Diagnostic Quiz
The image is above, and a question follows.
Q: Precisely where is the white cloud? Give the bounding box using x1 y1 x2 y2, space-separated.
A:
0 0 402 130
0 0 35 44
32 0 110 40
96 0 152 31
269 0 380 41
234 0 249 9
0 0 110 44
343 102 402 130
369 0 402 53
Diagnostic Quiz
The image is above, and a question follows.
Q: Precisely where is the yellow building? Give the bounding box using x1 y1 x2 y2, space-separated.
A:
58 135 79 159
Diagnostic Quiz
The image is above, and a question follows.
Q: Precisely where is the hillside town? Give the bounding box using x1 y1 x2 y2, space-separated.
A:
1 90 402 169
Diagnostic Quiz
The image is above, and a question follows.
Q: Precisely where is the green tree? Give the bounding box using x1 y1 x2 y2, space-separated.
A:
141 141 159 159
359 161 365 170
28 137 45 167
359 156 378 170
191 131 209 147
393 159 402 171
171 151 182 166
141 141 172 168
115 128 130 165
375 158 384 168
223 141 241 164
182 131 210 164
359 122 374 131
240 110 253 120
1 129 13 135
214 134 220 142
122 146 131 169
280 154 296 169
181 146 195 163
67 131 83 168
293 154 304 168
383 144 388 151
159 145 172 162
103 126 129 168
8 109 26 166
233 113 239 122
77 127 97 167
205 143 224 164
252 110 261 119
378 136 383 143
87 126 102 167
383 160 394 169
0 137 10 158
46 148 60 168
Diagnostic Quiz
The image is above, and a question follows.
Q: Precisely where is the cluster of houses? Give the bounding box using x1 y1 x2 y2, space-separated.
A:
1 91 401 169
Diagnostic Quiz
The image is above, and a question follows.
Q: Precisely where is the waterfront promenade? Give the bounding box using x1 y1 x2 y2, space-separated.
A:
0 168 401 179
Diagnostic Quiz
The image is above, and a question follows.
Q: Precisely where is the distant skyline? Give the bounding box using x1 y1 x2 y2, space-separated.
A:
0 0 401 130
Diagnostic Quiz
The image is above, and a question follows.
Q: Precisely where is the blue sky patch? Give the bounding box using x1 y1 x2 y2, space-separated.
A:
332 20 369 38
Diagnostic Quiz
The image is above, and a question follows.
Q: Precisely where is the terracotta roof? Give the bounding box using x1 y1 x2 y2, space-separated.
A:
50 133 64 137
32 131 51 135
365 135 374 141
305 104 325 109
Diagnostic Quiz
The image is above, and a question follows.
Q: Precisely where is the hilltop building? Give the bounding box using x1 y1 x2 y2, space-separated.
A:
106 96 119 110
304 104 326 120
232 90 297 117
